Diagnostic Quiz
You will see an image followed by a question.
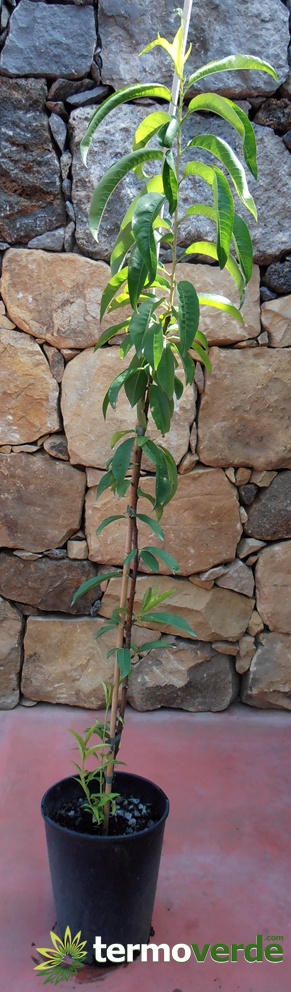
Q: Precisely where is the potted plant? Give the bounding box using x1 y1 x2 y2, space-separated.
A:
40 4 276 968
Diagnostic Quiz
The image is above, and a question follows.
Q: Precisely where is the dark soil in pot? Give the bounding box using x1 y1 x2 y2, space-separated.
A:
41 772 169 964
51 791 159 835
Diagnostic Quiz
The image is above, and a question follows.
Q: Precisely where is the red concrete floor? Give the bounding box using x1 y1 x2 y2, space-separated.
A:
1 701 291 992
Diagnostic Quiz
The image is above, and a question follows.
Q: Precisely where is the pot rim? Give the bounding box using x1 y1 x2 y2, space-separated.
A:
41 771 170 842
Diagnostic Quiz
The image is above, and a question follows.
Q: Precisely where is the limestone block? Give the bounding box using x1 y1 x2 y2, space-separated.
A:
256 541 291 633
100 575 254 642
0 78 65 244
21 617 158 707
1 250 121 349
245 472 291 540
247 610 264 636
85 468 241 576
128 639 239 712
43 435 69 461
0 552 101 614
0 597 23 709
261 295 291 347
62 346 195 468
0 1 96 77
0 452 86 552
241 633 291 709
197 348 291 470
67 539 88 560
216 560 254 597
0 330 60 444
235 634 255 674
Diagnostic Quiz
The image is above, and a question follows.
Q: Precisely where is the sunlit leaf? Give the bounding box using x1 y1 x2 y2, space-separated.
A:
185 54 278 93
100 268 128 320
81 84 172 165
89 149 164 241
186 92 257 178
185 135 257 217
198 292 244 323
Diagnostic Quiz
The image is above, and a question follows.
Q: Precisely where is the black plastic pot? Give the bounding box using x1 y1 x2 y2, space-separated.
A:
41 772 169 964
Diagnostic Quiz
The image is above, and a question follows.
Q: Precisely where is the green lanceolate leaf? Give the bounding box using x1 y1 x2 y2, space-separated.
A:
162 151 178 215
124 367 149 407
140 549 160 572
102 367 133 418
181 203 216 223
111 437 135 483
176 347 195 386
184 241 246 301
111 429 135 448
132 192 166 283
155 446 178 515
100 268 128 320
95 320 129 350
123 548 138 567
143 611 196 637
198 293 244 323
191 341 212 373
110 222 134 276
111 175 165 275
185 54 278 93
89 149 164 241
186 92 257 179
185 135 257 217
128 244 148 310
95 622 119 639
143 546 180 573
174 375 183 399
116 648 132 678
177 280 200 357
136 513 165 541
97 470 113 497
150 383 173 435
232 214 253 283
96 514 126 536
133 110 171 151
143 321 164 370
140 584 176 614
139 437 165 467
155 343 175 398
71 572 121 605
225 100 258 178
129 298 160 354
80 84 172 165
213 168 234 268
158 116 179 148
138 639 172 653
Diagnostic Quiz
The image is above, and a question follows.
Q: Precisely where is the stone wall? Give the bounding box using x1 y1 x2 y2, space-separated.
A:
0 0 291 712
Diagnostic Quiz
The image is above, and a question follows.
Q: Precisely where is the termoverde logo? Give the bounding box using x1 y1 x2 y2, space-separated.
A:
34 927 87 984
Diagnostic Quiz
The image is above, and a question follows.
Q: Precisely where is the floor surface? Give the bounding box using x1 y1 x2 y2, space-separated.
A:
0 702 290 992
